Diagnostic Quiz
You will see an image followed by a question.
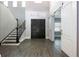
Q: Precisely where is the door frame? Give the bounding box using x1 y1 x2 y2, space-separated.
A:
31 19 46 39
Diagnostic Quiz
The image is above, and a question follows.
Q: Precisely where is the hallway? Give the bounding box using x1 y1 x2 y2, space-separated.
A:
0 39 67 57
0 1 79 57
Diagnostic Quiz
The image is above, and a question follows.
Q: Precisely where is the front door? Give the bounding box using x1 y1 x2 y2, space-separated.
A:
31 19 45 39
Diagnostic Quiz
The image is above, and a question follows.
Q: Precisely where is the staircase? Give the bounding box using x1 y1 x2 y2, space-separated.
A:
0 20 25 45
0 3 25 45
1 30 17 45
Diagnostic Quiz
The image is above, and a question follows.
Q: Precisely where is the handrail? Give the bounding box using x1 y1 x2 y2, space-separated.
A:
16 19 25 43
18 21 25 28
0 3 25 44
0 2 17 44
0 18 25 44
0 27 16 44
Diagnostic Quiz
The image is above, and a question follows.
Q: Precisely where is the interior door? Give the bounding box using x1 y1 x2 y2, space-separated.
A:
61 2 77 56
31 19 45 39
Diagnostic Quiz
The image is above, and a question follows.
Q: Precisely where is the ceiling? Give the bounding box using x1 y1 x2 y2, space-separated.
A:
0 1 50 12
25 1 50 11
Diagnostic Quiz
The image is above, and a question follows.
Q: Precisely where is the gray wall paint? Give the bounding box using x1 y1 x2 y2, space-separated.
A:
0 3 17 41
8 1 25 21
9 7 25 20
9 7 25 25
8 1 25 26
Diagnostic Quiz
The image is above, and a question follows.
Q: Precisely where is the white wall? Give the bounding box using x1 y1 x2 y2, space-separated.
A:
9 7 25 20
8 1 25 25
61 2 77 56
0 1 50 40
26 1 49 12
48 16 54 41
25 1 50 39
9 7 25 25
49 1 62 41
8 2 25 20
25 11 49 39
49 1 77 56
0 3 17 41
49 1 62 15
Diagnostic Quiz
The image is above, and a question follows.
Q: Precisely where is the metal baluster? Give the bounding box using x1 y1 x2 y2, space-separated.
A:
16 18 19 43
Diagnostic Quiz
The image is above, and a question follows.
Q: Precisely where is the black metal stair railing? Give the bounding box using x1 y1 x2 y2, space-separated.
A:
0 18 25 44
16 19 25 43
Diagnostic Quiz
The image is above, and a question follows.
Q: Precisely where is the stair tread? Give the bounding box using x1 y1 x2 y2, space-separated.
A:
2 42 17 44
6 39 16 40
8 35 19 37
12 32 16 33
6 37 16 39
9 34 16 36
5 39 16 41
2 40 16 43
8 36 17 37
8 37 16 38
1 43 20 45
11 34 16 35
10 34 21 35
7 36 16 38
9 34 17 36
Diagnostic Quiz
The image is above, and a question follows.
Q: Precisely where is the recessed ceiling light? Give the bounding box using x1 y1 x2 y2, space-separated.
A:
34 1 42 3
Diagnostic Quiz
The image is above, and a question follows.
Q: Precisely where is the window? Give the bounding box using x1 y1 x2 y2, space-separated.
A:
4 1 8 6
22 1 26 7
13 1 17 7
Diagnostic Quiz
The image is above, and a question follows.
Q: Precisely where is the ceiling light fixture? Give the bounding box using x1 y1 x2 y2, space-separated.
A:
34 1 42 3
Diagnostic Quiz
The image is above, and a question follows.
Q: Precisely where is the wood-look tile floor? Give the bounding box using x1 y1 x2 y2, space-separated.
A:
0 39 68 57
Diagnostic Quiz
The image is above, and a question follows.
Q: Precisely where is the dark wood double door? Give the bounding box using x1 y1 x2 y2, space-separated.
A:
31 19 45 39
